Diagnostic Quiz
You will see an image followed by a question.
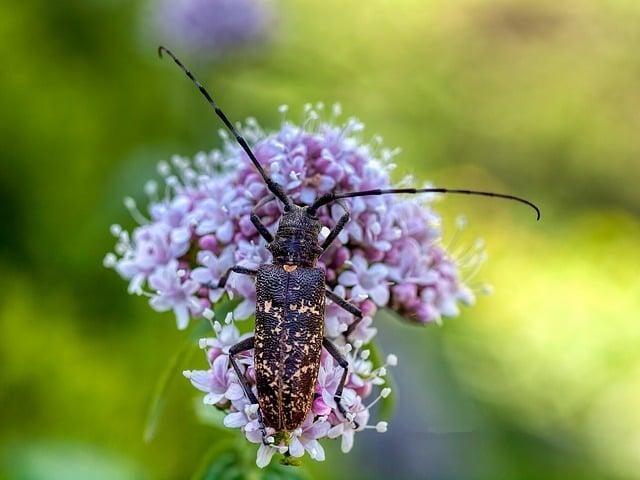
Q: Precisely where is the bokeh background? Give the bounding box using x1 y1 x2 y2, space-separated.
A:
1 0 639 478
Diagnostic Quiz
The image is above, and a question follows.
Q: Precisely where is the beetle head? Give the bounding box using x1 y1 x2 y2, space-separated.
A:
267 205 323 267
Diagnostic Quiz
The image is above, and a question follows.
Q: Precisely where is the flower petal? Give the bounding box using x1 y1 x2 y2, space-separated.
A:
256 444 275 468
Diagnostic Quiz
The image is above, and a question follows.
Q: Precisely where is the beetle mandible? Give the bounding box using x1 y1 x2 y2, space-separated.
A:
157 46 540 441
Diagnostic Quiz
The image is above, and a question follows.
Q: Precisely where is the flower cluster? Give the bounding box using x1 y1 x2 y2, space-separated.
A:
105 104 480 466
151 0 275 59
185 313 395 467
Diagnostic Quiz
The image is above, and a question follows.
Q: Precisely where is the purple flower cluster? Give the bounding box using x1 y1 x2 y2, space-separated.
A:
105 104 478 466
184 313 395 467
151 0 275 59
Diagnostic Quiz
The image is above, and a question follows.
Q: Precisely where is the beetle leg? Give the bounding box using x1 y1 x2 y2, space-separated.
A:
217 266 258 289
251 195 275 243
320 199 350 252
229 336 269 444
325 289 364 339
322 337 360 429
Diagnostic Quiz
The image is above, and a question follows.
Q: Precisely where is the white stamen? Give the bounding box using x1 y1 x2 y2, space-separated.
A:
182 370 192 379
165 176 179 188
278 104 289 114
123 197 136 209
360 349 370 360
202 309 214 321
386 354 398 366
213 321 222 334
123 197 149 225
224 312 233 324
381 387 391 398
144 180 158 196
102 253 117 268
157 161 170 176
376 421 388 433
378 367 387 377
110 224 122 236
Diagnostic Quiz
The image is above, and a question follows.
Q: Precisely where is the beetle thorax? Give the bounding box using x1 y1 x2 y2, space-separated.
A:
267 205 323 267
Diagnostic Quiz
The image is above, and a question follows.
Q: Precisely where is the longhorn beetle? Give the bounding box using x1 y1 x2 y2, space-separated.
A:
157 46 540 442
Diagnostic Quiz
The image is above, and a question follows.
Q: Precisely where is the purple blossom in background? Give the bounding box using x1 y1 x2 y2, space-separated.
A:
152 0 275 58
105 104 484 466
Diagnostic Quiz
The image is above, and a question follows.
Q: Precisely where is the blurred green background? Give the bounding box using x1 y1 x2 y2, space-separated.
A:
1 0 639 478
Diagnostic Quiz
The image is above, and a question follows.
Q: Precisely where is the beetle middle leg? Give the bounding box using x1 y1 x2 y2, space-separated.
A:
228 336 270 444
217 266 258 289
322 337 360 429
320 198 350 252
325 288 363 338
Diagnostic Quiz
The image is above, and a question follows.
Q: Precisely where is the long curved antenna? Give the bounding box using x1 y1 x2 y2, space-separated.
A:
309 187 540 220
158 46 292 209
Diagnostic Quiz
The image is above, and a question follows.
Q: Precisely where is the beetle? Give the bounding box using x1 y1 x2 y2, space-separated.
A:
158 46 540 441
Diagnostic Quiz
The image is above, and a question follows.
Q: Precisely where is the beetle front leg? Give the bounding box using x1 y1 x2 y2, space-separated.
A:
229 336 269 444
322 337 360 429
325 288 363 339
217 265 258 289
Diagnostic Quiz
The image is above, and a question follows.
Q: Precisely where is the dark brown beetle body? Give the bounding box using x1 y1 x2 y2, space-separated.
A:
158 44 540 444
255 264 325 431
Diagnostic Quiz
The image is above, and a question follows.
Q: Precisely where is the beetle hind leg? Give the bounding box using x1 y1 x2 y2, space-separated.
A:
322 337 360 429
229 336 270 444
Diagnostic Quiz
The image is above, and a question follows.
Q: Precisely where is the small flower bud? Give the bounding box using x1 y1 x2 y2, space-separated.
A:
157 161 170 176
123 197 136 209
381 388 391 398
144 180 158 196
103 253 117 268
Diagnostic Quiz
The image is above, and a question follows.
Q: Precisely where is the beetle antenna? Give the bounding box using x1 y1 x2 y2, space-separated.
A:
309 187 540 220
158 46 292 209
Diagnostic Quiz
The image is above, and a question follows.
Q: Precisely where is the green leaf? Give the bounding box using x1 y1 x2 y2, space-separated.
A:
143 306 223 443
143 334 196 443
